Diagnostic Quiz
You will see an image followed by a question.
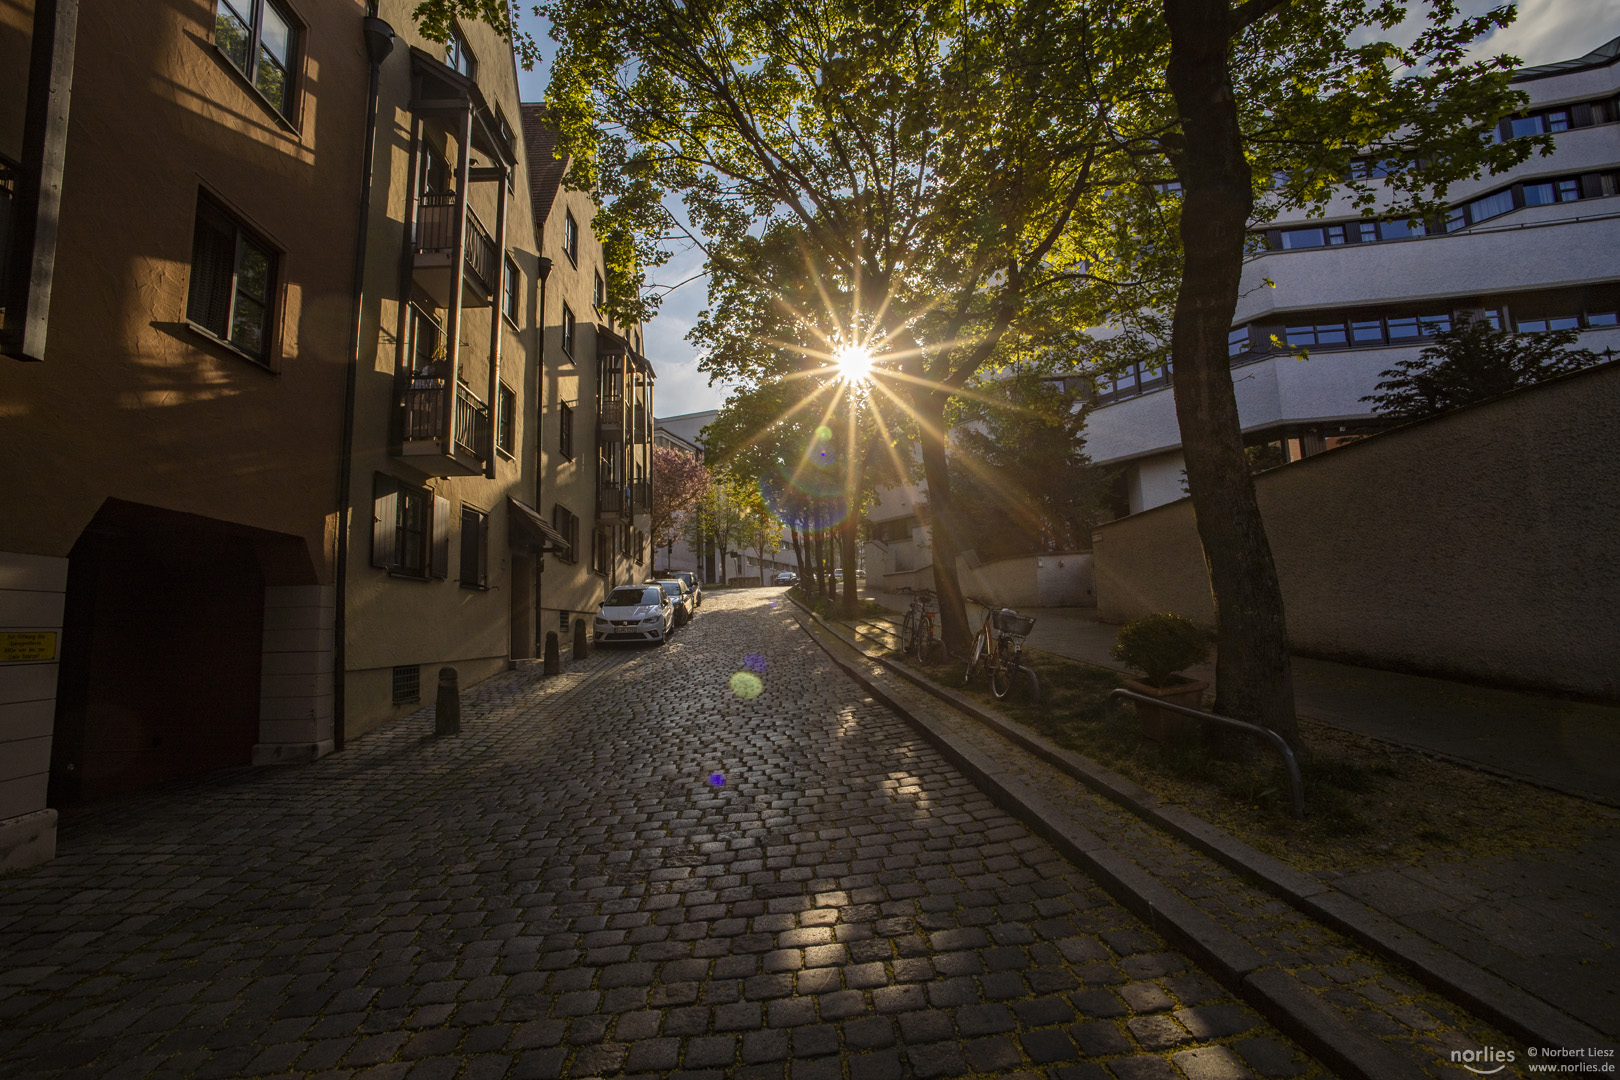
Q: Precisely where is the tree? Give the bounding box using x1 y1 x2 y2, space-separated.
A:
1363 322 1602 420
540 0 1136 653
738 499 784 581
682 471 755 584
518 0 1532 751
1123 0 1532 748
948 371 1109 562
649 443 711 552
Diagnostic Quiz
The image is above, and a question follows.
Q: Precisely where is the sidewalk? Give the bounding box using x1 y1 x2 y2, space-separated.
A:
861 587 1620 1041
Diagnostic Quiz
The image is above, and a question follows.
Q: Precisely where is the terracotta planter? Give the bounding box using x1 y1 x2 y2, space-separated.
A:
1122 676 1210 742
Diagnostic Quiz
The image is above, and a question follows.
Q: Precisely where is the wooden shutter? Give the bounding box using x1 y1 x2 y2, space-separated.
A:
431 494 451 578
371 474 398 569
478 511 490 586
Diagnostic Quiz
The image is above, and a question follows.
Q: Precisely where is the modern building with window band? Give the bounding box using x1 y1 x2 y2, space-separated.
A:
1083 34 1620 515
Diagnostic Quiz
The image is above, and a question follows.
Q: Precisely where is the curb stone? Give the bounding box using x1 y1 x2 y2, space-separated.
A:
788 596 1607 1058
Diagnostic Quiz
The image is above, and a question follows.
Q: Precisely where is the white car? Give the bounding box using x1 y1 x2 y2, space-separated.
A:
594 585 675 645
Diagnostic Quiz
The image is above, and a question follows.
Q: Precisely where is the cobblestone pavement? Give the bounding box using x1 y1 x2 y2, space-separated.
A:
0 590 1332 1080
826 611 1521 1073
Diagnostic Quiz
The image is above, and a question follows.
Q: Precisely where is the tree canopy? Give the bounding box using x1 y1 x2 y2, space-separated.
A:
1364 321 1604 420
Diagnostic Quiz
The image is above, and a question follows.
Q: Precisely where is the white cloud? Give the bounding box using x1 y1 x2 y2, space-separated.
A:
1470 0 1618 67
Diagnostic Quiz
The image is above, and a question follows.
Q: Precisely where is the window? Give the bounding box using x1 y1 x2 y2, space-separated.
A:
1280 227 1325 250
552 505 579 563
1376 217 1424 241
1351 319 1385 344
1325 225 1347 245
496 383 516 457
594 272 605 309
459 506 488 588
592 527 611 575
372 476 449 578
1515 314 1581 333
408 304 442 373
1227 327 1251 357
561 304 576 358
1467 189 1515 224
1386 314 1450 340
187 195 278 363
392 665 420 704
635 530 646 566
503 256 520 324
1285 321 1348 348
446 24 475 78
560 401 575 460
564 210 580 265
213 0 299 120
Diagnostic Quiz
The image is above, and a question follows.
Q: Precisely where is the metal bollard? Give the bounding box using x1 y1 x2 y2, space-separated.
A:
573 617 588 660
543 631 561 676
435 666 460 735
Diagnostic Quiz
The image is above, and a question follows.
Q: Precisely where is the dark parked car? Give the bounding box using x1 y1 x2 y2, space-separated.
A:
652 578 695 627
671 570 702 608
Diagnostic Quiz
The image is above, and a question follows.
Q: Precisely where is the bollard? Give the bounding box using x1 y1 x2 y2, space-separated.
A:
573 617 588 660
434 666 460 736
543 631 561 676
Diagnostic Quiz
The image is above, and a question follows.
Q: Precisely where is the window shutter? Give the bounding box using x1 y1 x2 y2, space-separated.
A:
431 495 451 578
372 474 398 569
479 512 490 587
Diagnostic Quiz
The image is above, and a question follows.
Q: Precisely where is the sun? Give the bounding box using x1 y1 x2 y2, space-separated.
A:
832 343 875 384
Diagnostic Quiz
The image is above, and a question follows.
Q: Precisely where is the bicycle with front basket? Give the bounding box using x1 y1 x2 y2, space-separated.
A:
898 587 944 664
963 601 1040 702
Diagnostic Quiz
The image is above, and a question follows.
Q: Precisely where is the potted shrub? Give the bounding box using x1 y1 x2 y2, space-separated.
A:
1112 613 1211 742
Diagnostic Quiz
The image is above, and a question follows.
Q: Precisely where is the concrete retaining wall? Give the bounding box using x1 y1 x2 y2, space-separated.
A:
880 552 1095 609
1092 360 1620 700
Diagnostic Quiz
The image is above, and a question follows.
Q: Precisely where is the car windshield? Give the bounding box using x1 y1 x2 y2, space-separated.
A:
607 587 660 606
658 582 683 596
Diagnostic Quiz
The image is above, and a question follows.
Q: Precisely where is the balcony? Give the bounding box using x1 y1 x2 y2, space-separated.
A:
597 483 630 524
630 480 651 514
596 392 625 443
396 379 490 477
413 193 498 309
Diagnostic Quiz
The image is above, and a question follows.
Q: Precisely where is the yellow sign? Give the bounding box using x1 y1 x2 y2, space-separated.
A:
0 632 57 663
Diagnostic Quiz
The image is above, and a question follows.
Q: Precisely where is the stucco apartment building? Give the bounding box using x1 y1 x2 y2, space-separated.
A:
0 1 648 870
1085 34 1620 513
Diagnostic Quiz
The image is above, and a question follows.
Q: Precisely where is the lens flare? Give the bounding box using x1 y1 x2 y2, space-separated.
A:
708 772 726 787
730 672 764 698
743 653 768 673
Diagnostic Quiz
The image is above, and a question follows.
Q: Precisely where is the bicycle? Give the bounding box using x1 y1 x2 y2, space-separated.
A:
898 587 943 665
964 602 1040 702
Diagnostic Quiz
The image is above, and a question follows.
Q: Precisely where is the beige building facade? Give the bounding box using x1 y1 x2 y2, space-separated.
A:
0 0 651 870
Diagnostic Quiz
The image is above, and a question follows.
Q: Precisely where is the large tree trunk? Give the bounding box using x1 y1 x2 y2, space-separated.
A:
840 513 860 618
915 391 973 656
1164 0 1300 749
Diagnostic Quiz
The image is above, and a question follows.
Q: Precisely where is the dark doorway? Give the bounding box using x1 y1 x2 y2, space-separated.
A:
48 500 309 805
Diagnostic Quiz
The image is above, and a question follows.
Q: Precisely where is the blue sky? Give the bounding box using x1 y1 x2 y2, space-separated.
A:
509 3 1615 419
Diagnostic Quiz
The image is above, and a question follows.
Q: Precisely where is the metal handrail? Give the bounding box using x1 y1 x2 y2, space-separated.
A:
1107 689 1306 819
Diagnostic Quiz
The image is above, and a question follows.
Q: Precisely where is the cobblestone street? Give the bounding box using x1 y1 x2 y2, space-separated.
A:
1 589 1325 1080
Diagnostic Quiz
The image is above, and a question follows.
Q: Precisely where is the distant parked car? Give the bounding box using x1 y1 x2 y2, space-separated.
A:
774 571 798 586
593 585 674 646
672 570 702 607
653 578 695 626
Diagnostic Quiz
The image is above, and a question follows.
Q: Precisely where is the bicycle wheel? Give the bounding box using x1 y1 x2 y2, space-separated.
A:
964 633 987 686
990 642 1013 699
913 617 931 664
900 612 917 655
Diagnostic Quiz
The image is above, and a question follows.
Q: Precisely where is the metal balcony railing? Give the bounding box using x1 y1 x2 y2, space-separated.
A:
415 193 498 294
454 383 491 458
399 379 489 461
630 479 651 512
598 484 629 519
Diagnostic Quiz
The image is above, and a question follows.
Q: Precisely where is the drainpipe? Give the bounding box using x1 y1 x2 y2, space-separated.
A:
533 256 552 639
333 10 396 752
